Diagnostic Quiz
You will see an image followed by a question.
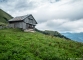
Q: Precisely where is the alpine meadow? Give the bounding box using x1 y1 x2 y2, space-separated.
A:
0 28 83 60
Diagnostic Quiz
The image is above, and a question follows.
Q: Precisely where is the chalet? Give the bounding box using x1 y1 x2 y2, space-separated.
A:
8 14 37 32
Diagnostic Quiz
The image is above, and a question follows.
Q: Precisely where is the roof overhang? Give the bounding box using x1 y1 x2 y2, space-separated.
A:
9 20 23 23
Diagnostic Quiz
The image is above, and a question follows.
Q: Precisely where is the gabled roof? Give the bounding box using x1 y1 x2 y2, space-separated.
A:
9 14 38 24
9 14 30 21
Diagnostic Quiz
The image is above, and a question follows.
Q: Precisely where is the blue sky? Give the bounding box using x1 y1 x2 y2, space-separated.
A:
0 0 83 33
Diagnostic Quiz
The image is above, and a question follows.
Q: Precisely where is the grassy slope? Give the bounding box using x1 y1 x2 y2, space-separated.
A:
0 9 12 23
0 28 83 60
35 29 70 40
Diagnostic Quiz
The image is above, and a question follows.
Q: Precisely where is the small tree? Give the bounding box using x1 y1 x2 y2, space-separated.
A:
0 22 7 29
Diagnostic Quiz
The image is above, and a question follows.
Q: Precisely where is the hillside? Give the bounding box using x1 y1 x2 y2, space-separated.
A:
0 28 83 60
0 9 12 23
35 29 70 40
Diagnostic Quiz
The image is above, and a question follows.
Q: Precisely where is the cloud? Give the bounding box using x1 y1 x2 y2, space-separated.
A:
36 19 83 33
0 0 83 33
33 0 83 20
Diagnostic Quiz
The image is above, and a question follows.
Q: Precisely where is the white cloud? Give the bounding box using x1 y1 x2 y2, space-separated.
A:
0 0 83 33
36 19 83 33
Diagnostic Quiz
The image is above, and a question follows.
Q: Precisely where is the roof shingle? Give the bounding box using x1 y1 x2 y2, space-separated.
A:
9 14 30 21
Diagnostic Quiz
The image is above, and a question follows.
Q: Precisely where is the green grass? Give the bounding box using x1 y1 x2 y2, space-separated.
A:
0 28 83 60
0 9 12 23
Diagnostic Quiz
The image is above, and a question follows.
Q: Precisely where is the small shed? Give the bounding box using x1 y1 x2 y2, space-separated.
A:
8 14 37 32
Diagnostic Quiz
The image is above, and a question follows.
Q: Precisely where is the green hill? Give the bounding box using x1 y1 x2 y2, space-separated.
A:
0 28 83 60
0 9 12 23
35 29 70 40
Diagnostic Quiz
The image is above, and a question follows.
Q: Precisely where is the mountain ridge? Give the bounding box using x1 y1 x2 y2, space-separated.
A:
35 28 71 40
62 32 83 42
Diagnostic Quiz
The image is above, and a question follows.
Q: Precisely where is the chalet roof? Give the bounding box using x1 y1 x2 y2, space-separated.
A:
9 14 30 21
9 14 37 24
